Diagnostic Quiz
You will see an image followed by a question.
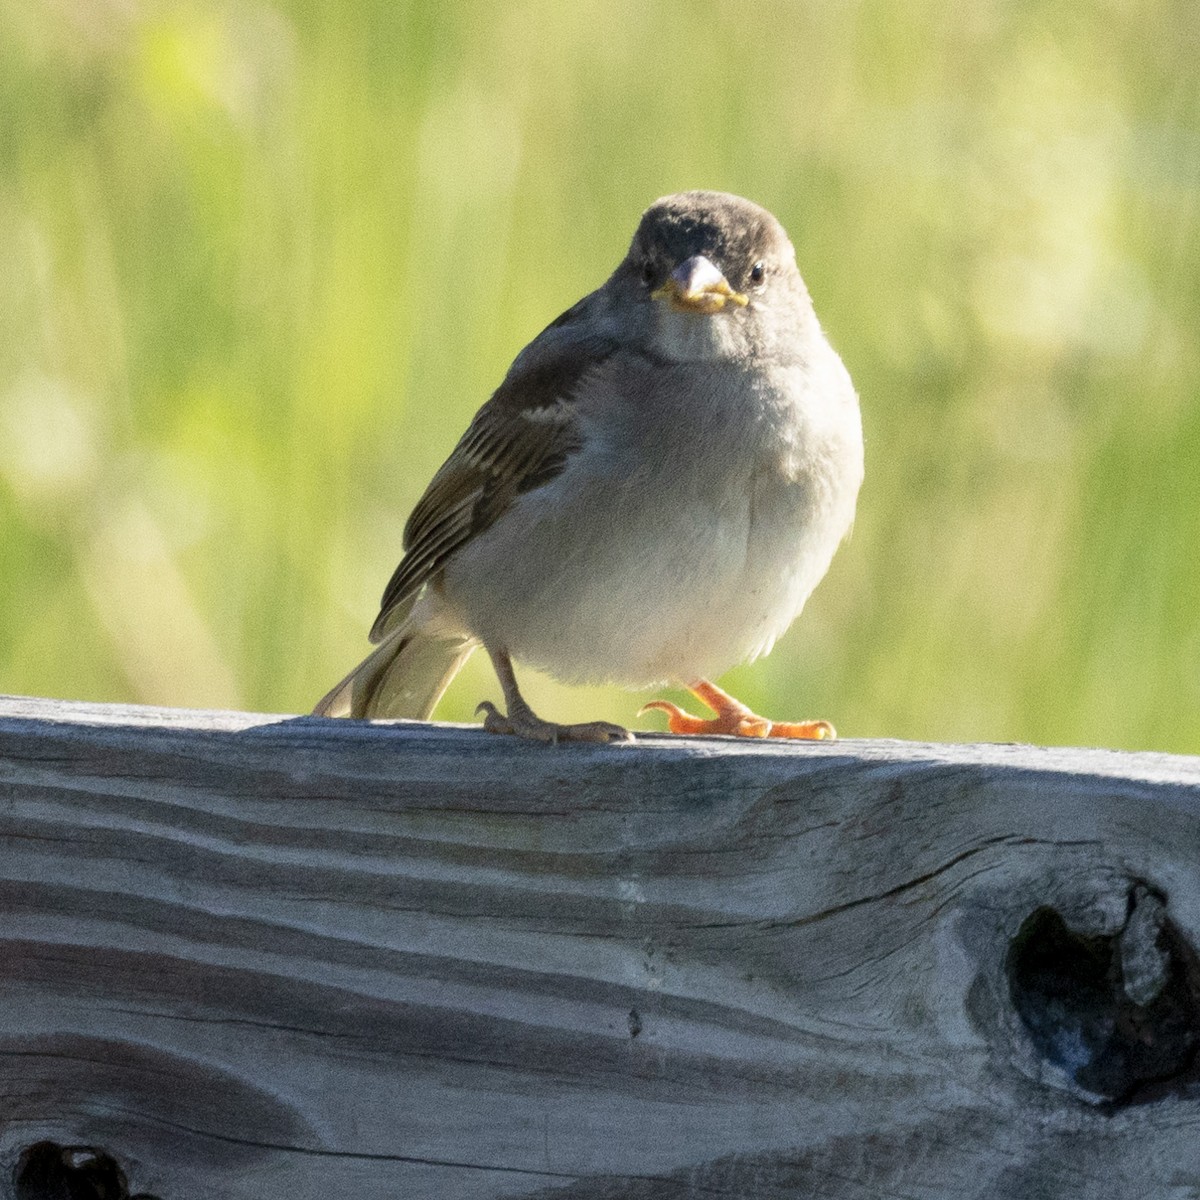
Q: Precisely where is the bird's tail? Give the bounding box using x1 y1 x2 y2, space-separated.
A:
313 622 476 720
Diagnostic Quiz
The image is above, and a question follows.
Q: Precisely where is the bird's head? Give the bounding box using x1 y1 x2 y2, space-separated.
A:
611 191 811 362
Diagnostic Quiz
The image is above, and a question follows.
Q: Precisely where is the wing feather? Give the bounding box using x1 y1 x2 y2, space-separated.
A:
370 310 615 642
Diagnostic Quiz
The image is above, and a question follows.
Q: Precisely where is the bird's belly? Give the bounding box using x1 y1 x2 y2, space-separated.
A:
443 456 846 688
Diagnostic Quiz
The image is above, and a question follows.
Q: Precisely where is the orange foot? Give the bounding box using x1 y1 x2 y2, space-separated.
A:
641 679 836 740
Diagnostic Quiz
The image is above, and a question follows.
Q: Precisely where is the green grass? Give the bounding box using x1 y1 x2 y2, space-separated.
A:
1 0 1198 753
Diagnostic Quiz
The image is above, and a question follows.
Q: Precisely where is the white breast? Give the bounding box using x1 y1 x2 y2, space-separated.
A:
442 345 863 688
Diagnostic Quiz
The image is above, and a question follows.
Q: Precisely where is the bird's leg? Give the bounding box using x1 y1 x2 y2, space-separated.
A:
477 648 633 744
642 679 836 740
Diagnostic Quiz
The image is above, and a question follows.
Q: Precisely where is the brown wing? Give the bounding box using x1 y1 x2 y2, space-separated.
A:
369 317 615 643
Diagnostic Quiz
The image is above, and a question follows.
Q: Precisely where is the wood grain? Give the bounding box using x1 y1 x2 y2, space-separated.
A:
2 694 1200 1199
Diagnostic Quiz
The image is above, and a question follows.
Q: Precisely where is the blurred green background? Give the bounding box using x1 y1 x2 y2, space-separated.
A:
1 0 1197 753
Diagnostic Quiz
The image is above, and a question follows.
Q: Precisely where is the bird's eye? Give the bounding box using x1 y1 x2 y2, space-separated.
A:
749 261 766 285
640 259 656 287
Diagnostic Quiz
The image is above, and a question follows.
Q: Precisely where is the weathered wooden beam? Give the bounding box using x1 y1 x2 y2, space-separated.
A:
2 694 1199 1199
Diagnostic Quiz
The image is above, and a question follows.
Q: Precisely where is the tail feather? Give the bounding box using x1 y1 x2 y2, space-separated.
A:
313 625 475 720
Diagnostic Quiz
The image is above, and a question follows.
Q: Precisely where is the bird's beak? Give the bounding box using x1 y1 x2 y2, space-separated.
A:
652 255 748 314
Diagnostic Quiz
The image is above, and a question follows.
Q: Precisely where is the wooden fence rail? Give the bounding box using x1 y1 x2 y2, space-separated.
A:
2 694 1200 1199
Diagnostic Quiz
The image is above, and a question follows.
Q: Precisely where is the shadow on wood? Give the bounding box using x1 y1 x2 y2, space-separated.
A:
2 695 1200 1199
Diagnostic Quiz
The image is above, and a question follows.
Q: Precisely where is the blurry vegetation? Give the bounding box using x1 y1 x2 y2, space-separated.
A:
0 0 1197 752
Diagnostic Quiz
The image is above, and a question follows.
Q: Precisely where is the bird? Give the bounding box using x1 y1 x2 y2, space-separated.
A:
314 190 863 744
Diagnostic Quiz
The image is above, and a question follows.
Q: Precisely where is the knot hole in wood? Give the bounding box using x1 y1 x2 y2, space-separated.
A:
1006 882 1200 1105
12 1140 160 1200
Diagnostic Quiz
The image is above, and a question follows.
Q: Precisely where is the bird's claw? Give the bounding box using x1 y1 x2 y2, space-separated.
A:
640 698 769 737
641 688 836 740
476 700 632 744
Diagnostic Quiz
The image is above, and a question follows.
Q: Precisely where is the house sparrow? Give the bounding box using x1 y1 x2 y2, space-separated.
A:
314 191 863 743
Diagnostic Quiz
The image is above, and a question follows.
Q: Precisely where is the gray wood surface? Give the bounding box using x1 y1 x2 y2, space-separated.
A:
2 694 1200 1199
